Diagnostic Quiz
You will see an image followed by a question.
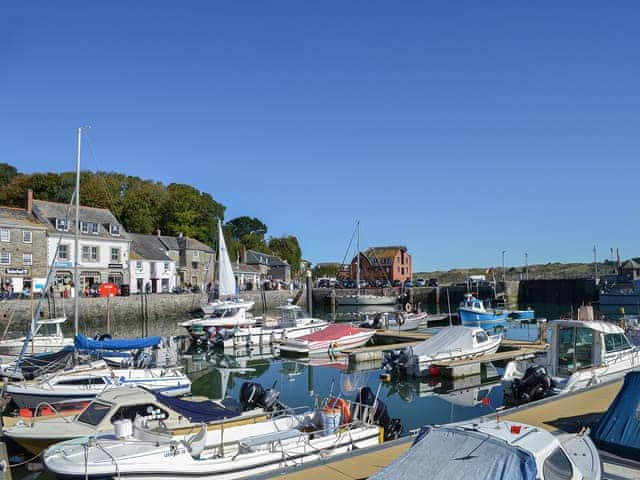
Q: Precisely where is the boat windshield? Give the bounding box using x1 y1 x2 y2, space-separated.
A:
76 401 112 426
557 326 593 375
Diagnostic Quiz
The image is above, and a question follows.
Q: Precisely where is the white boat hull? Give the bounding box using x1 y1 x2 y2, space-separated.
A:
280 330 375 355
0 336 73 356
407 338 501 377
220 320 329 348
335 294 397 306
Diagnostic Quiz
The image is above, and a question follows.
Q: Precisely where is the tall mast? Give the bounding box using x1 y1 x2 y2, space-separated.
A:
74 127 81 336
356 221 360 298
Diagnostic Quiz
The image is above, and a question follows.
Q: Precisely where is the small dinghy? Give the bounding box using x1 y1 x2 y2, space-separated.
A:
279 323 375 356
383 326 502 376
43 386 402 480
370 419 602 480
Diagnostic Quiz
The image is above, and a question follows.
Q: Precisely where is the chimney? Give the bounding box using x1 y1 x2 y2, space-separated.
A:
156 228 161 237
25 189 33 214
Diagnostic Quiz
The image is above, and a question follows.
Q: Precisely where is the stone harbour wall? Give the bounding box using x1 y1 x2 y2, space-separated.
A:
0 289 307 339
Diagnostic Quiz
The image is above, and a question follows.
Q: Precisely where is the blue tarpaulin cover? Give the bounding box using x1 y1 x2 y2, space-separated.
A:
153 390 241 423
369 426 537 480
74 334 162 351
592 371 640 458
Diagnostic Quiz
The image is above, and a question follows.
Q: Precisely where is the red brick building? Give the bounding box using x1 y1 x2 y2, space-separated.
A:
349 246 412 283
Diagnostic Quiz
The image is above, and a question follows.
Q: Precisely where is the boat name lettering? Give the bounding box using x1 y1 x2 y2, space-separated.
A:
164 448 186 457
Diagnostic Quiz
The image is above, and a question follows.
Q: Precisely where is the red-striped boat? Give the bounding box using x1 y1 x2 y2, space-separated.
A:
279 324 375 356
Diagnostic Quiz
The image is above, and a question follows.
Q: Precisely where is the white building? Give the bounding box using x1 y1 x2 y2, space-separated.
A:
32 199 130 293
128 233 177 293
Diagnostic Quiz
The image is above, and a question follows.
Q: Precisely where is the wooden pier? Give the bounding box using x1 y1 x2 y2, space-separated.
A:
265 378 630 480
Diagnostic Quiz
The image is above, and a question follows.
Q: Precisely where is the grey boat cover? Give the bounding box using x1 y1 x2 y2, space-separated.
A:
410 326 487 359
370 426 537 480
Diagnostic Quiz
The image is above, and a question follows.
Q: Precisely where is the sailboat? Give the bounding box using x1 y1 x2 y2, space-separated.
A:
181 220 256 340
335 222 397 306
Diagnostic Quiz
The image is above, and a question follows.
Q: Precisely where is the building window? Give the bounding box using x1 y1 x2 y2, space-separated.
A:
23 253 32 266
0 251 10 265
80 222 89 234
136 261 143 270
56 218 68 231
111 248 120 262
164 262 170 272
192 251 200 261
82 246 99 262
0 229 9 242
110 224 120 236
91 223 99 234
192 262 198 270
23 230 32 243
58 244 69 260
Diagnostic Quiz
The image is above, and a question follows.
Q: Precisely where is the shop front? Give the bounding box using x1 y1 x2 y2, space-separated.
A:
108 263 124 287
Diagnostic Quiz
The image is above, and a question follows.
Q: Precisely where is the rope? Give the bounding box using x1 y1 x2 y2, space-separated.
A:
9 449 43 468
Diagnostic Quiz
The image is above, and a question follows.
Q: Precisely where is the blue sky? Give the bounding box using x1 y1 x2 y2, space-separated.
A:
1 1 639 271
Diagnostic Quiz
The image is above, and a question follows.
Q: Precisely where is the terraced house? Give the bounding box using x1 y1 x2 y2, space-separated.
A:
0 191 48 295
31 195 130 292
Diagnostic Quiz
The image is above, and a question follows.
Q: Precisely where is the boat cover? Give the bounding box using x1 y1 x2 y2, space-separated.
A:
16 346 75 380
74 334 162 351
370 426 536 480
410 326 489 358
592 371 640 458
297 324 368 342
153 390 241 423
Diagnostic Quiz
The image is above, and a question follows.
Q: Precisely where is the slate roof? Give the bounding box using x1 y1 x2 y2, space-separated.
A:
246 249 289 266
157 235 180 251
622 259 640 269
129 234 172 261
0 207 48 229
31 200 128 239
179 236 214 253
232 263 261 274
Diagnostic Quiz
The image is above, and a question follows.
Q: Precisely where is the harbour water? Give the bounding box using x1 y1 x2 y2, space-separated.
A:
10 301 566 478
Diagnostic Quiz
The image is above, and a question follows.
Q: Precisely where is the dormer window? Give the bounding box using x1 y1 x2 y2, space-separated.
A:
92 223 99 234
110 224 120 236
56 218 68 231
81 222 89 234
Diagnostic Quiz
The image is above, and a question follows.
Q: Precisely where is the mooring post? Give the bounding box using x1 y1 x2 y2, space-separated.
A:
306 270 313 317
0 442 12 480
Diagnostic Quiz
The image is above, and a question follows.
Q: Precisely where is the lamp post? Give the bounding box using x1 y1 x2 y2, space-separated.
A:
502 250 507 284
525 252 528 280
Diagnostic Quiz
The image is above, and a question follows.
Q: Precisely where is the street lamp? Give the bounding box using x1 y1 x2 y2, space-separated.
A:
524 252 528 280
502 250 507 283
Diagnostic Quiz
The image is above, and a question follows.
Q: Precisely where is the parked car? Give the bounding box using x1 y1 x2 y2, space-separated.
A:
414 278 426 287
392 280 402 287
382 280 392 288
427 278 438 287
404 280 414 288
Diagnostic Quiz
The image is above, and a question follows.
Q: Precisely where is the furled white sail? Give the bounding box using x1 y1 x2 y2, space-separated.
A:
217 220 236 297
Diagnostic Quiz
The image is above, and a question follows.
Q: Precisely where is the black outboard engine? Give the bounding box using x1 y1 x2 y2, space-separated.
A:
381 347 411 372
239 381 287 412
355 387 402 441
512 365 553 403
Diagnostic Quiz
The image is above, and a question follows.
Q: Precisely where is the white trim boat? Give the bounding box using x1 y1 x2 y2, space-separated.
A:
43 386 401 480
181 300 257 339
458 293 509 331
0 316 73 356
359 310 429 331
502 318 640 402
382 326 502 376
370 419 602 480
215 300 328 348
4 360 191 409
279 323 375 356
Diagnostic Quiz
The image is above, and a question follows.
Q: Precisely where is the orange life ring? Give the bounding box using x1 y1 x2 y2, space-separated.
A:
404 302 413 313
326 397 352 425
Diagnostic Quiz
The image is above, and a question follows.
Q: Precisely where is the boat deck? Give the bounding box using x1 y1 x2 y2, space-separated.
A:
265 379 634 480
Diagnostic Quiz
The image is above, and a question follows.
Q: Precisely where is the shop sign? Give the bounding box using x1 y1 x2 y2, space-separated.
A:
6 268 29 275
54 261 73 268
108 263 123 269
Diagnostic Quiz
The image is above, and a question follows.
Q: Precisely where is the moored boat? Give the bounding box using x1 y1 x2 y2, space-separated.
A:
510 308 535 320
279 323 375 356
369 419 602 480
502 317 640 403
0 316 73 356
382 326 502 376
43 386 401 480
458 293 509 331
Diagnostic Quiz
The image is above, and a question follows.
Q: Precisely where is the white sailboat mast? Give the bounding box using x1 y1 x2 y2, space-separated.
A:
74 127 81 336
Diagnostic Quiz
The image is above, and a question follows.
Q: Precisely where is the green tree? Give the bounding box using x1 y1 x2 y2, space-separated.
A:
225 216 270 253
0 163 18 189
312 263 340 279
120 180 168 234
161 183 225 245
268 235 302 275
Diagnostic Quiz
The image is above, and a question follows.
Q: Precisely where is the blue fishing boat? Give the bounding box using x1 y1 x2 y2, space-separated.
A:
510 309 535 320
458 294 509 331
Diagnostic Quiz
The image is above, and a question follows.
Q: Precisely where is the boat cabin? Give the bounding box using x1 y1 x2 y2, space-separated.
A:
459 294 487 312
548 320 634 377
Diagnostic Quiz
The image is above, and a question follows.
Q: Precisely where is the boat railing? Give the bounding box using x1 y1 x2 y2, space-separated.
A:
27 400 78 426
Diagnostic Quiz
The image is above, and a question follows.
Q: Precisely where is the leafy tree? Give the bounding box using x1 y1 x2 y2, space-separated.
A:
225 216 270 254
121 180 167 234
312 263 340 279
161 183 225 245
269 235 302 275
0 163 18 189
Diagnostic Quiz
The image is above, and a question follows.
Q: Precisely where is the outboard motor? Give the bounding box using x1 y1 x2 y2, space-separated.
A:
239 381 287 412
382 347 411 372
512 365 553 403
355 387 402 441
